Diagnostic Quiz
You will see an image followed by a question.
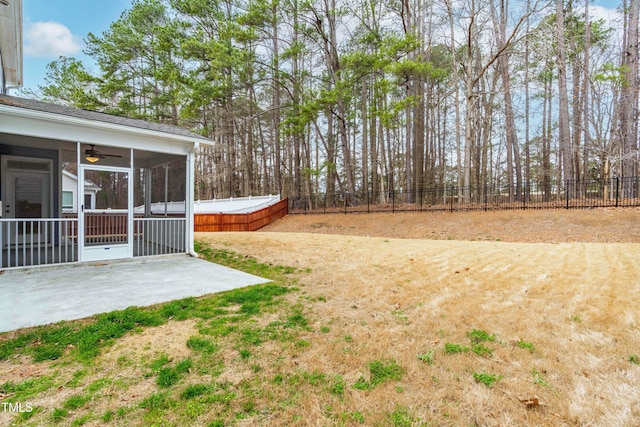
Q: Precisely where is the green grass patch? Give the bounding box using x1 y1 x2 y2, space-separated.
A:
219 283 291 308
284 309 309 329
417 350 435 365
240 327 266 346
516 339 535 352
66 370 87 388
352 376 370 390
473 372 502 388
18 406 40 421
195 243 301 282
63 393 91 410
149 354 170 371
302 370 327 386
160 298 198 321
51 407 69 421
386 404 418 427
186 336 219 354
467 329 496 344
472 344 493 357
101 410 115 422
328 375 346 397
139 392 173 410
155 358 193 388
370 359 404 385
0 306 163 363
444 343 470 354
71 414 91 426
341 411 365 423
295 339 311 348
353 359 405 390
86 378 113 393
1 376 55 402
628 355 640 365
181 384 212 400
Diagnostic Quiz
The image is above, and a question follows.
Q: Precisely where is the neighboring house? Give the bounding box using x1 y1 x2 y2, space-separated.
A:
61 169 101 212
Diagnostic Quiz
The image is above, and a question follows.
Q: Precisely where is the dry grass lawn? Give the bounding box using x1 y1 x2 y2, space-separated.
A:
195 208 640 425
1 208 639 426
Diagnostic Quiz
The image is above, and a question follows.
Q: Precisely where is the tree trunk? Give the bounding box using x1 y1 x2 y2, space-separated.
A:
272 1 282 195
621 0 639 180
556 0 573 185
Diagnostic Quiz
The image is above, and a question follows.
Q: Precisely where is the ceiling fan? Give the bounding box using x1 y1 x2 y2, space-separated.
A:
85 145 123 163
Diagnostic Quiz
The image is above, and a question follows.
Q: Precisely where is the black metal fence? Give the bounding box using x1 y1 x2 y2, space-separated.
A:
289 176 640 214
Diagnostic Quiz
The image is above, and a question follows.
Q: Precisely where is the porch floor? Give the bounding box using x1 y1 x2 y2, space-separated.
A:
0 255 270 333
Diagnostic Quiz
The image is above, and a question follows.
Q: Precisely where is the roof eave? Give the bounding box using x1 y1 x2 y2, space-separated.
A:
0 103 213 152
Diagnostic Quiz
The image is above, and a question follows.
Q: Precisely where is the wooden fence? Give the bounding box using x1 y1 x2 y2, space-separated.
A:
194 198 288 232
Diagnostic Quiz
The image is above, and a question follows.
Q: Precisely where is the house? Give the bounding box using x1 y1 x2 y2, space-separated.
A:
61 169 101 212
0 94 212 268
0 0 214 269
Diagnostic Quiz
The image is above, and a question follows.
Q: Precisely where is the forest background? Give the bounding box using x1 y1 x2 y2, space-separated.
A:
22 0 640 206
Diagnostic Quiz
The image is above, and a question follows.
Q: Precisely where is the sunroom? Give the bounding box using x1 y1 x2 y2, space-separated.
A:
0 95 211 269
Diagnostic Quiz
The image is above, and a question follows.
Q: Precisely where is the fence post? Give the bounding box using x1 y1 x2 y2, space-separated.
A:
565 181 569 209
450 187 454 213
344 193 348 214
484 184 488 211
615 176 620 208
367 190 370 213
392 190 395 213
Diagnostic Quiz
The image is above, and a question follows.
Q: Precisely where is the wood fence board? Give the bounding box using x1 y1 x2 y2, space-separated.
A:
194 198 288 232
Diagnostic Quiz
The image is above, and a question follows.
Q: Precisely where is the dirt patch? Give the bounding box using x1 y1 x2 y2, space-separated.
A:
262 207 640 243
0 356 53 385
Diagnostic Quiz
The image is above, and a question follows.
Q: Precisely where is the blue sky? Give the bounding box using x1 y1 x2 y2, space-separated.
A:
21 0 132 91
18 0 623 93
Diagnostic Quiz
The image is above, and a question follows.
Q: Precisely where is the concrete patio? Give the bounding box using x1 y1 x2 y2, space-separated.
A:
0 255 270 332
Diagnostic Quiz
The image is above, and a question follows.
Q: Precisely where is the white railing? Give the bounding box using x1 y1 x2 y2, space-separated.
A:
134 217 186 257
195 195 281 213
133 194 281 215
0 218 78 268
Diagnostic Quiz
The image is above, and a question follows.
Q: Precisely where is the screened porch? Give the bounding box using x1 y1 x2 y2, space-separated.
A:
0 145 190 269
0 94 208 270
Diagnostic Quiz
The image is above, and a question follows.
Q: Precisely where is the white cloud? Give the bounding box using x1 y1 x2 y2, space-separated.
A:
24 21 82 58
590 5 622 24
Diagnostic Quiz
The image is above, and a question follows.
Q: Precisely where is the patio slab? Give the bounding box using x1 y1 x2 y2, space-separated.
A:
0 255 271 333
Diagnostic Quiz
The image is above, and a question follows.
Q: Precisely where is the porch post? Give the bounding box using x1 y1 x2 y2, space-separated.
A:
144 168 152 217
186 142 199 256
128 149 134 259
76 142 84 262
164 164 169 217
